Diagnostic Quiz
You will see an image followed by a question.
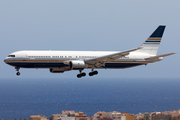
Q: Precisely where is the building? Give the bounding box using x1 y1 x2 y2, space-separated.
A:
101 112 111 119
136 113 144 120
121 113 136 120
92 112 105 120
144 113 149 120
111 111 121 120
49 114 63 120
75 111 91 120
49 111 91 120
155 115 171 120
75 112 87 117
100 118 112 120
92 111 136 120
75 117 91 120
62 111 75 117
163 111 180 117
172 116 180 120
53 111 75 120
148 112 161 120
60 116 75 120
29 114 48 120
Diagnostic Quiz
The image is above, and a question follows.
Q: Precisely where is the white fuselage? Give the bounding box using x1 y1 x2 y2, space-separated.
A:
4 50 155 70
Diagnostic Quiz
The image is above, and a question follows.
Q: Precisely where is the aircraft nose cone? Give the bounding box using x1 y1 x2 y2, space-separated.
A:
4 58 9 63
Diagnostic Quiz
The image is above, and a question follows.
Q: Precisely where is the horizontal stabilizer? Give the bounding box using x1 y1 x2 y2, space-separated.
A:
145 53 176 60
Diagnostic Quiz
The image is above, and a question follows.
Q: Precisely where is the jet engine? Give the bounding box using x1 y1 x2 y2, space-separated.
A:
69 60 85 70
50 60 85 73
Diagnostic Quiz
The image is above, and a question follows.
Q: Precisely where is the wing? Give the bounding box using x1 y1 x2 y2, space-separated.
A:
145 53 176 60
85 47 142 67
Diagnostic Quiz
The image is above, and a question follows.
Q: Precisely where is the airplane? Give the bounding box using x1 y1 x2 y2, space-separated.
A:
4 25 175 78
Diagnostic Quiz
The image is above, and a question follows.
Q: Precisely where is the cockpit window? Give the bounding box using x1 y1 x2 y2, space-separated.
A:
8 55 15 57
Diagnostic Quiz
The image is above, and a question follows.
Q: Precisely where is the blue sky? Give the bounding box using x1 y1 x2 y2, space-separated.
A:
0 1 179 79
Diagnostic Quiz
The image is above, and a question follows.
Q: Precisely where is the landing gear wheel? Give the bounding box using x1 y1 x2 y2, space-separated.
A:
89 70 98 76
93 71 98 75
16 72 20 76
89 72 93 76
77 74 82 78
15 67 20 76
77 70 86 78
81 72 86 76
77 72 86 78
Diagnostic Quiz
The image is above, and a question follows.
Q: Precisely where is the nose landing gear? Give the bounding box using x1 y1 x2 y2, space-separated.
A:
15 67 20 76
16 72 20 76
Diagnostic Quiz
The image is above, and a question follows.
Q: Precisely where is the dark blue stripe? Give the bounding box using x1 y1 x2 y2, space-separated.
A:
6 62 66 68
150 26 165 38
6 62 144 69
145 41 161 42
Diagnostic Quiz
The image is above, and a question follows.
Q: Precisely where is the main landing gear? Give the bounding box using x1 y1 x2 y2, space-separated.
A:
15 67 20 76
77 69 98 78
77 70 86 78
89 70 98 76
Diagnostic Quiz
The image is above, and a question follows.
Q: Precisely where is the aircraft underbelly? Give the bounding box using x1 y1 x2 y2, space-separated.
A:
104 63 144 68
6 62 144 69
6 62 66 68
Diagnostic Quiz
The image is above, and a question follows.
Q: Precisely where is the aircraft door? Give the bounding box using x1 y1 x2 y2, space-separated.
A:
22 53 27 60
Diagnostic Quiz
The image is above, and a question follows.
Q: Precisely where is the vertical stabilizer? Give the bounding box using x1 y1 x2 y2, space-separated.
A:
137 25 166 55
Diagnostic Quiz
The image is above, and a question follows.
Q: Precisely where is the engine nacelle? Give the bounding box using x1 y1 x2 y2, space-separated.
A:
49 68 69 73
69 60 85 70
50 60 85 73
